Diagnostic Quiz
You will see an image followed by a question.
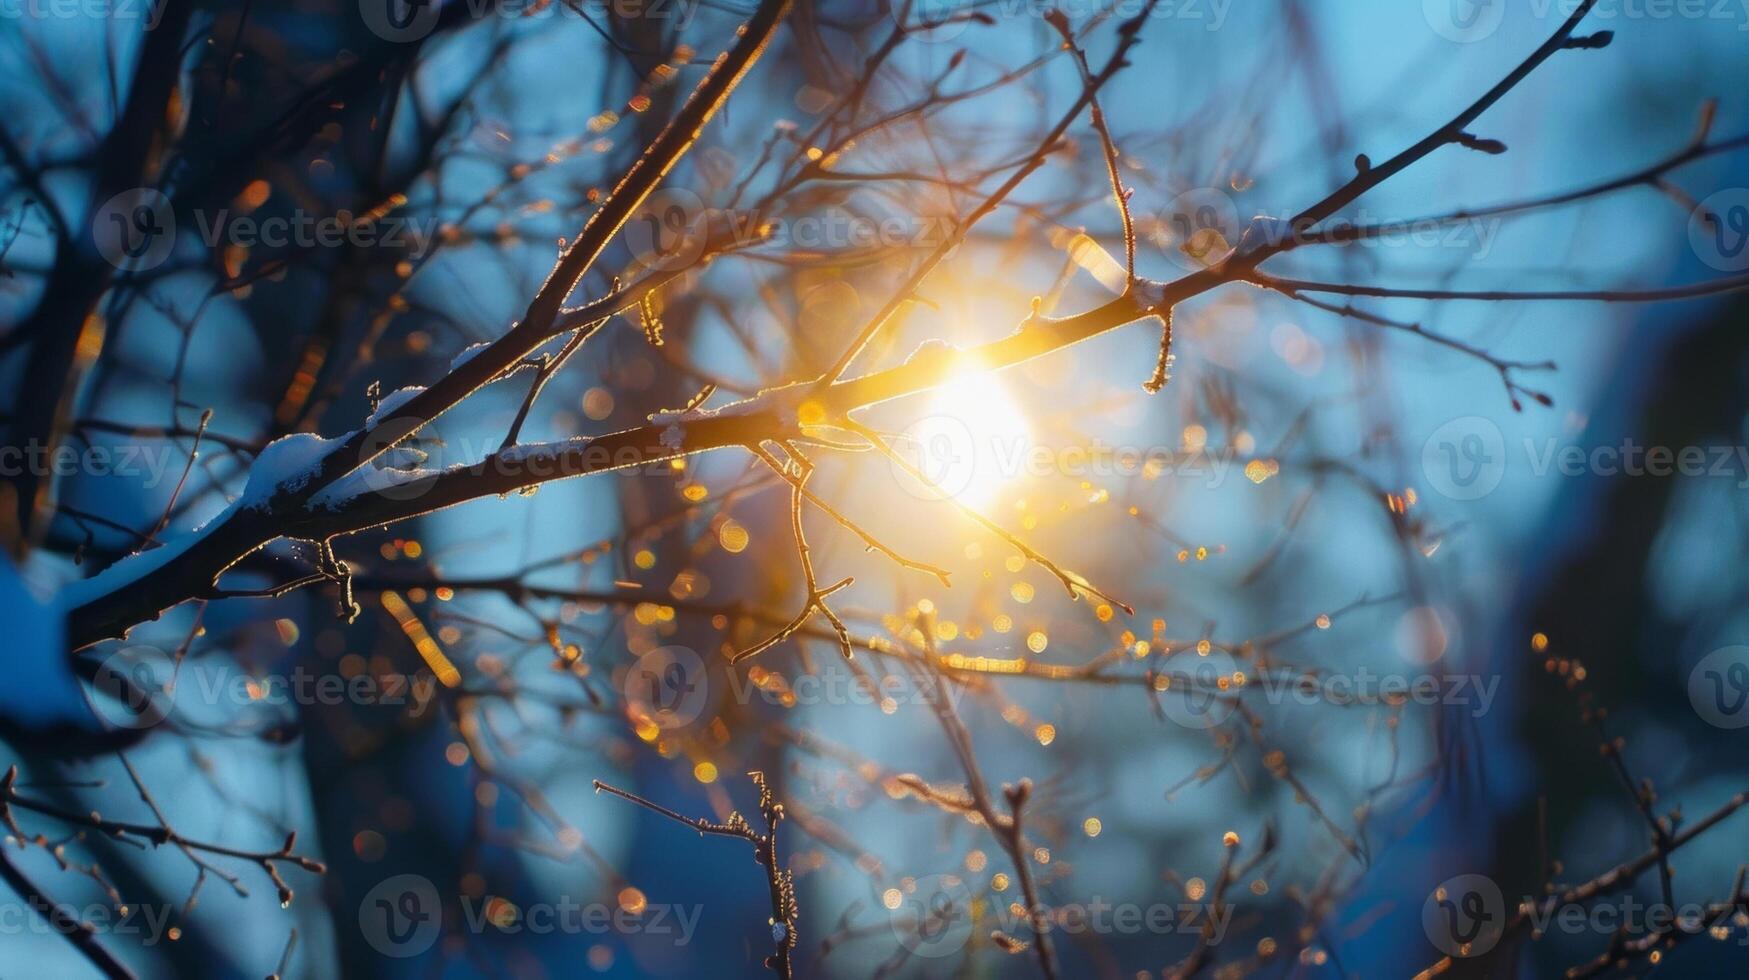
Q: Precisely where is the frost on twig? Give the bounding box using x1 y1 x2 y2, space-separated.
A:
594 773 797 978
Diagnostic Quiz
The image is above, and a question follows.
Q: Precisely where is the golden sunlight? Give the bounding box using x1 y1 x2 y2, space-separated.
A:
901 369 1031 509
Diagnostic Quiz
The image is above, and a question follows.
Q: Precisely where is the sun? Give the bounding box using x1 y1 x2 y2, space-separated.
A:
901 370 1031 509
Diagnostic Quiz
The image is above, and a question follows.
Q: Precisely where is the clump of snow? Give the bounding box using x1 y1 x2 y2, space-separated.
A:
449 342 491 372
901 338 958 367
1132 276 1171 312
308 465 438 510
648 403 720 427
366 386 425 427
308 445 433 510
650 402 723 452
1239 214 1294 252
678 380 816 431
1 554 97 731
499 436 591 464
240 432 348 509
56 501 242 613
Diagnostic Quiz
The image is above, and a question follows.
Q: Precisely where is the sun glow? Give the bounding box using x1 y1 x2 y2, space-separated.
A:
902 370 1031 509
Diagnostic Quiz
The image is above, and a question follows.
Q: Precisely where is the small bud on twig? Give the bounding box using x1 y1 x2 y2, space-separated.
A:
1455 132 1508 155
1562 30 1614 49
